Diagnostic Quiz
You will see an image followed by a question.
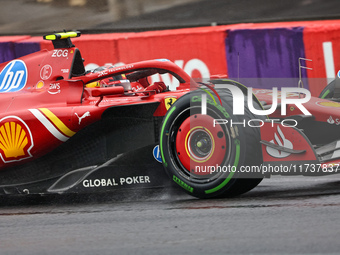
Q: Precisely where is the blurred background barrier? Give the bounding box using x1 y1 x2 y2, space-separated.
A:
37 0 198 19
1 0 340 96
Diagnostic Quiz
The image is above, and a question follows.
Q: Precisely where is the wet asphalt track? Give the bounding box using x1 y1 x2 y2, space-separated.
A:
1 1 340 254
1 175 340 254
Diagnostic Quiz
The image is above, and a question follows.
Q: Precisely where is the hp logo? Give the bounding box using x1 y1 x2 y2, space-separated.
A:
0 60 28 92
153 145 162 163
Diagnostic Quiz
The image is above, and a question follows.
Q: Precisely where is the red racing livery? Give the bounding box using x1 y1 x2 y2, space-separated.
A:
0 31 339 199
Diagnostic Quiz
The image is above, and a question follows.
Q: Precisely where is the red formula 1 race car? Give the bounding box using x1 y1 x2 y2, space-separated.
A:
0 31 339 199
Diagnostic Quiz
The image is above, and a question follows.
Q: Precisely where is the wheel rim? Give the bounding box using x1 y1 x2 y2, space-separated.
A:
173 110 230 181
187 127 214 162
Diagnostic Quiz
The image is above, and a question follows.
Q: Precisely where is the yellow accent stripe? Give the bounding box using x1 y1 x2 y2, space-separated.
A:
43 31 80 41
44 35 57 40
39 108 76 137
57 32 79 39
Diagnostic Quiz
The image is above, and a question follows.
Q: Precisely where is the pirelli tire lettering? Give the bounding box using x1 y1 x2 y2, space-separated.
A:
160 86 265 198
82 176 151 188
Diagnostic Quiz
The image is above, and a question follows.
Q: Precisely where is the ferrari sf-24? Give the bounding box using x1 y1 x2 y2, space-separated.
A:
0 31 339 199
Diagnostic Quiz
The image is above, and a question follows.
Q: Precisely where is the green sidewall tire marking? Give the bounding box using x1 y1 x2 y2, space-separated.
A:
160 106 176 167
320 89 330 99
204 139 240 194
199 87 217 105
172 175 194 193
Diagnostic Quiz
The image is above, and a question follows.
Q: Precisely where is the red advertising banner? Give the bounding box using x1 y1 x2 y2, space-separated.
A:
39 33 133 69
39 27 229 90
115 27 228 85
303 20 340 96
2 20 340 95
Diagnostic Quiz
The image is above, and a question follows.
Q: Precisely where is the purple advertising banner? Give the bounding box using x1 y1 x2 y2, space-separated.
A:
0 42 15 64
225 27 308 89
14 42 40 59
0 41 40 64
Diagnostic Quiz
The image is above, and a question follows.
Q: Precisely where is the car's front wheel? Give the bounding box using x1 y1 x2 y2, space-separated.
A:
160 86 264 198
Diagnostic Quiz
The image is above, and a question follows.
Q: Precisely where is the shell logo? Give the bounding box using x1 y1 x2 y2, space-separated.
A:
36 80 44 89
0 117 33 163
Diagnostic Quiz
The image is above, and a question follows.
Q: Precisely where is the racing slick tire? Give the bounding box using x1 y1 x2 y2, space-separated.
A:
159 86 265 198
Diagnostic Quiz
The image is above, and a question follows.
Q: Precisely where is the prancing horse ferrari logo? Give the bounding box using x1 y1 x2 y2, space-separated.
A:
165 97 177 110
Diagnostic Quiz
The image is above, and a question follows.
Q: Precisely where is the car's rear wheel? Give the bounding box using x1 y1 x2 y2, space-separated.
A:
160 86 265 198
319 79 335 99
